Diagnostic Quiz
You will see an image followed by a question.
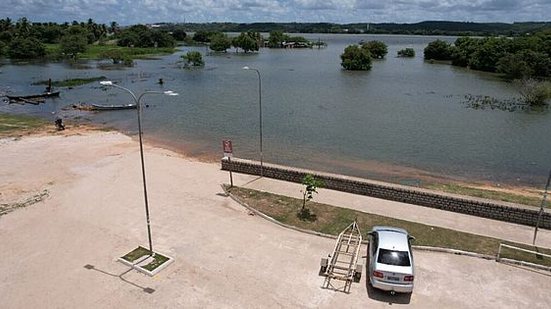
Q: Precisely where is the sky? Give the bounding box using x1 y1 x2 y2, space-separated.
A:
1 0 550 25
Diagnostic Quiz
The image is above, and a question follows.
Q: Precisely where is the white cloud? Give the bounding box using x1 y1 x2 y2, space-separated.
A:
0 0 549 24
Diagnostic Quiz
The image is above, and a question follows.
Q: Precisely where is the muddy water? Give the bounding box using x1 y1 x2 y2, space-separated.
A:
1 34 547 187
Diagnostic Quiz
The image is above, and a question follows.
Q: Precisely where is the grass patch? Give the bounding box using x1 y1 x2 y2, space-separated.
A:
121 246 151 262
142 253 170 271
0 113 49 136
426 183 543 207
83 45 176 59
227 186 551 267
45 43 176 60
32 76 107 87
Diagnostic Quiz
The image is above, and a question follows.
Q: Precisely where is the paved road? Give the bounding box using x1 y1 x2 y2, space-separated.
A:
1 132 550 308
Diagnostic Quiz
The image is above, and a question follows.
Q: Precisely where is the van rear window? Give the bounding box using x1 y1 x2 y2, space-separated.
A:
377 249 411 266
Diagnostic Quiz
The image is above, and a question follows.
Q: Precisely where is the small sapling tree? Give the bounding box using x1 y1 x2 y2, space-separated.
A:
298 174 324 221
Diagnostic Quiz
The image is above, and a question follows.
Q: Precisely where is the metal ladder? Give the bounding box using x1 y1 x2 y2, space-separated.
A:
322 220 362 293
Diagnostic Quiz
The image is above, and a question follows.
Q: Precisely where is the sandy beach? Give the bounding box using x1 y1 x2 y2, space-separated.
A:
1 129 550 308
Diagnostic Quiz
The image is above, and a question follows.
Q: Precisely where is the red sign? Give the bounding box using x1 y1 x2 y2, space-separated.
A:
223 140 233 157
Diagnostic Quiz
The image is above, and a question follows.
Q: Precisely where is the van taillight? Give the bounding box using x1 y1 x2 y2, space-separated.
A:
373 271 384 278
404 275 414 281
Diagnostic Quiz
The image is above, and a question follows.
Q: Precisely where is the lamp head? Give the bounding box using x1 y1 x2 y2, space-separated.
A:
242 66 250 70
99 81 113 86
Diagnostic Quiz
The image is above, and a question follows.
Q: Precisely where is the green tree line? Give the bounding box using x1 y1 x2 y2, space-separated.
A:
0 17 178 59
191 30 315 53
423 30 551 79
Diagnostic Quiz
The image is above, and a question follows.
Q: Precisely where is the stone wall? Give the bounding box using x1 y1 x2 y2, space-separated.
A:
221 158 551 230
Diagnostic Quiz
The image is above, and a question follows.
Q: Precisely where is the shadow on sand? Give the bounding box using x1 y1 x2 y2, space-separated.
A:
83 264 155 294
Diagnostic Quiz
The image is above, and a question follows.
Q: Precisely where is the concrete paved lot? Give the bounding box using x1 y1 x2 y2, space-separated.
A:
1 132 550 308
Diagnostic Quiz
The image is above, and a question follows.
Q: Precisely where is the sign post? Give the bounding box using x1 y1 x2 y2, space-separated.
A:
223 140 233 187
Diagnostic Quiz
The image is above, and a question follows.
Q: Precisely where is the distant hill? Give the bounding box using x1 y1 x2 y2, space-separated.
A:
158 21 551 36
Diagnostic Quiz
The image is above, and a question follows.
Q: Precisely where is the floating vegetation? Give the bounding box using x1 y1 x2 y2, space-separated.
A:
96 63 128 70
463 79 551 112
462 94 548 112
69 63 93 70
32 76 106 87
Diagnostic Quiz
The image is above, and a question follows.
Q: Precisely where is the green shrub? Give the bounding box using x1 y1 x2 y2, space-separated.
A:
518 79 551 106
362 40 388 59
398 48 415 57
340 44 372 71
424 39 454 60
181 51 204 67
8 37 46 59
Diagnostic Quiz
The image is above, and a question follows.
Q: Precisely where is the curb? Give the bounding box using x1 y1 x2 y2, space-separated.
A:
223 185 551 272
412 245 495 260
497 258 551 272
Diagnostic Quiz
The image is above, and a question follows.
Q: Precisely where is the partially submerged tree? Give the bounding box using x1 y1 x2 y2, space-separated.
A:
209 33 231 52
340 44 372 70
268 30 286 48
518 79 551 106
100 50 133 66
398 48 415 57
232 32 260 53
497 50 551 79
267 30 311 48
362 40 388 59
423 39 454 60
181 51 204 67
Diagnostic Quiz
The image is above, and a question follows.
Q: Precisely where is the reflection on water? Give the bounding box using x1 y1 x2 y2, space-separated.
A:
0 34 549 187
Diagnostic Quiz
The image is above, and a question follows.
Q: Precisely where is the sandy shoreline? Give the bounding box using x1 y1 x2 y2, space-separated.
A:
124 123 543 201
2 105 544 197
88 120 544 201
1 118 543 206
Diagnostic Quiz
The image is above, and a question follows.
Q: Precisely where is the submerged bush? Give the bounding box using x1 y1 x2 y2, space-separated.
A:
181 51 204 67
340 44 372 70
362 40 388 59
424 39 454 60
518 79 551 106
398 48 415 57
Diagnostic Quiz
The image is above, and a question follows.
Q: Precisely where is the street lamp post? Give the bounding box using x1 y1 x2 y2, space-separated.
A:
533 169 551 245
99 81 178 256
242 66 263 176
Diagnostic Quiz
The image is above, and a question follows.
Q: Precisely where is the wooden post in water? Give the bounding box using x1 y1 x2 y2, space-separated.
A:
46 78 52 93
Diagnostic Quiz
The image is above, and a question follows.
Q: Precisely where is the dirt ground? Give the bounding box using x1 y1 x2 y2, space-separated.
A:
1 131 550 308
